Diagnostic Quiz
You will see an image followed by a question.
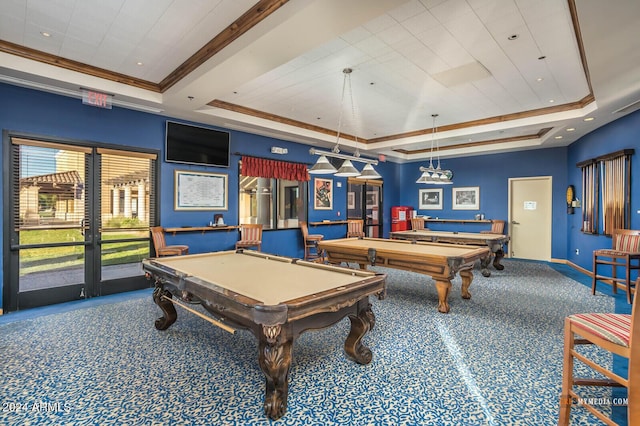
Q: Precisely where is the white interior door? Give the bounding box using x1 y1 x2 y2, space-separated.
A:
508 177 552 261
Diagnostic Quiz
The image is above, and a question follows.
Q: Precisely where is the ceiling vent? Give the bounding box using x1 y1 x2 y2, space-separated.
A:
432 61 492 88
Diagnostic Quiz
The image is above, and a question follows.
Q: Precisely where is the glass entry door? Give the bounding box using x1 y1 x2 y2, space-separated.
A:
5 137 157 311
346 178 383 237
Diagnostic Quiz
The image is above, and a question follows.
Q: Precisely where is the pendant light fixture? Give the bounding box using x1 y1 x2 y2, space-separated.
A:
416 114 453 184
309 68 381 178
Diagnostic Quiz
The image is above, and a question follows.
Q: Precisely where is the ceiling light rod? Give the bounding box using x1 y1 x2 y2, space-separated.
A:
309 147 378 165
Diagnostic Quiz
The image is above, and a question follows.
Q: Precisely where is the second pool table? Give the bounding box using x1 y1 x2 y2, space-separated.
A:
390 229 509 277
317 237 490 313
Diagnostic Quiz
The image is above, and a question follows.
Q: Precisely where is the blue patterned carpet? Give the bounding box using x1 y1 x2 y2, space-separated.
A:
0 260 626 425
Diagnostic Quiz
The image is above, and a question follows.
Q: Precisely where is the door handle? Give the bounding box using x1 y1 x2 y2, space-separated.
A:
511 220 520 225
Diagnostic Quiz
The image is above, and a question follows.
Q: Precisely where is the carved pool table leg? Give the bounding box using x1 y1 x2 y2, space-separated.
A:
152 287 177 330
493 248 505 270
434 279 452 313
258 325 292 421
344 301 374 365
480 254 492 277
460 269 474 300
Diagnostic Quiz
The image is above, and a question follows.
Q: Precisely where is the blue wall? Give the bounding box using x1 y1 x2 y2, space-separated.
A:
400 147 569 259
2 81 640 308
566 111 640 271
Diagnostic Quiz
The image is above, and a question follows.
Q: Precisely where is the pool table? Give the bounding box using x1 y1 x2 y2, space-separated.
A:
141 250 386 420
390 229 510 277
317 237 490 314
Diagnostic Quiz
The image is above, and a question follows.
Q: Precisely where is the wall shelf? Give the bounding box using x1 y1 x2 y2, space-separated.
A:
164 226 238 236
309 220 349 226
422 219 493 224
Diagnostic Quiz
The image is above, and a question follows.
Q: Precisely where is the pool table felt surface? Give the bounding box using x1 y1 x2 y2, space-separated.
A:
144 251 375 306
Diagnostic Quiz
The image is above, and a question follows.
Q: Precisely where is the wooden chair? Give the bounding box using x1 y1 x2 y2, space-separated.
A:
410 217 426 231
150 226 189 257
481 220 505 234
593 229 640 304
236 224 263 251
347 219 365 238
559 277 638 425
300 221 324 261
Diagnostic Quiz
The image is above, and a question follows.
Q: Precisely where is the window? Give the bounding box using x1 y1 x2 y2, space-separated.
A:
239 176 307 229
578 149 633 235
238 156 310 230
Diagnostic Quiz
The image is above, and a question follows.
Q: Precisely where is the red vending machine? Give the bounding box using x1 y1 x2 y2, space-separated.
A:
391 206 413 231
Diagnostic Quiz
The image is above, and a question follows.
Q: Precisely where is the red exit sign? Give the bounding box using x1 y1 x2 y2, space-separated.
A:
81 89 112 109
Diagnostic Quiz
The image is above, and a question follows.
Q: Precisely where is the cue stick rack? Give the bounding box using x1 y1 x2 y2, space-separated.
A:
161 294 237 334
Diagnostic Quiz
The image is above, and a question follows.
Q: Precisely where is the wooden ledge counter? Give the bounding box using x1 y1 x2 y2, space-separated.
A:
164 225 238 235
317 237 490 314
422 218 493 224
308 220 349 226
390 229 509 277
142 250 386 420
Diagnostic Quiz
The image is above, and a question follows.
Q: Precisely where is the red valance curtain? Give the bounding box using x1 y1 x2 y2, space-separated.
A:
241 156 310 181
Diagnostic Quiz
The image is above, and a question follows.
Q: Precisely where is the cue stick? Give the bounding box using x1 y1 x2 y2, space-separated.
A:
161 295 236 334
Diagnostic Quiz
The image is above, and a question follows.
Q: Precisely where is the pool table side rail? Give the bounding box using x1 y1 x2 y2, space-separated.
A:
390 230 509 247
142 258 387 327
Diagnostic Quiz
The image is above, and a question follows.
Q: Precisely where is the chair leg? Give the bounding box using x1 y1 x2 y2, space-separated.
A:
558 318 574 426
592 256 598 295
626 260 632 304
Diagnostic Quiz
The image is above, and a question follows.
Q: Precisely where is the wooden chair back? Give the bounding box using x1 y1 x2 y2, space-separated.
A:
481 220 505 234
410 218 425 230
300 221 311 240
300 221 324 261
347 219 365 238
613 228 640 252
236 224 263 251
150 226 189 257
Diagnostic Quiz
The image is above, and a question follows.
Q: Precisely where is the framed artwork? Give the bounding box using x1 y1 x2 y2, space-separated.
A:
174 170 227 211
347 191 355 209
452 186 480 210
419 188 442 210
314 177 333 210
366 191 379 209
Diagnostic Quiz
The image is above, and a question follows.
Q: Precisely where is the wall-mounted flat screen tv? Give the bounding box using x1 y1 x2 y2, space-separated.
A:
165 121 230 167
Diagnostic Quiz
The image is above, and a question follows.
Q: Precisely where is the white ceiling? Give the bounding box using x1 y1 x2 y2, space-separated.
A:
1 0 639 163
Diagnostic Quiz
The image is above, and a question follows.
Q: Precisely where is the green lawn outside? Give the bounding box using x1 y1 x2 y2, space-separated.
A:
19 229 150 274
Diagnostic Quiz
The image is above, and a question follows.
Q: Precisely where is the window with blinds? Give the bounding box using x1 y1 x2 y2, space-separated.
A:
577 149 633 236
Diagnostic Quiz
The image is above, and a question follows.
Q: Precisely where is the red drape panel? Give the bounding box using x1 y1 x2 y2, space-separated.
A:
241 156 310 181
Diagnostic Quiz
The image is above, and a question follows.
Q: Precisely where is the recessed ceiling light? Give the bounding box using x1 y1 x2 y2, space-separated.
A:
584 117 595 121
136 61 143 66
508 34 519 40
40 31 51 37
549 99 555 103
555 136 563 139
536 77 544 82
566 128 575 132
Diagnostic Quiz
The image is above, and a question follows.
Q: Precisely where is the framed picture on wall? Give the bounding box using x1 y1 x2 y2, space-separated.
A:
174 170 228 211
452 186 480 210
314 177 333 210
347 191 355 209
366 191 379 209
419 188 442 210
